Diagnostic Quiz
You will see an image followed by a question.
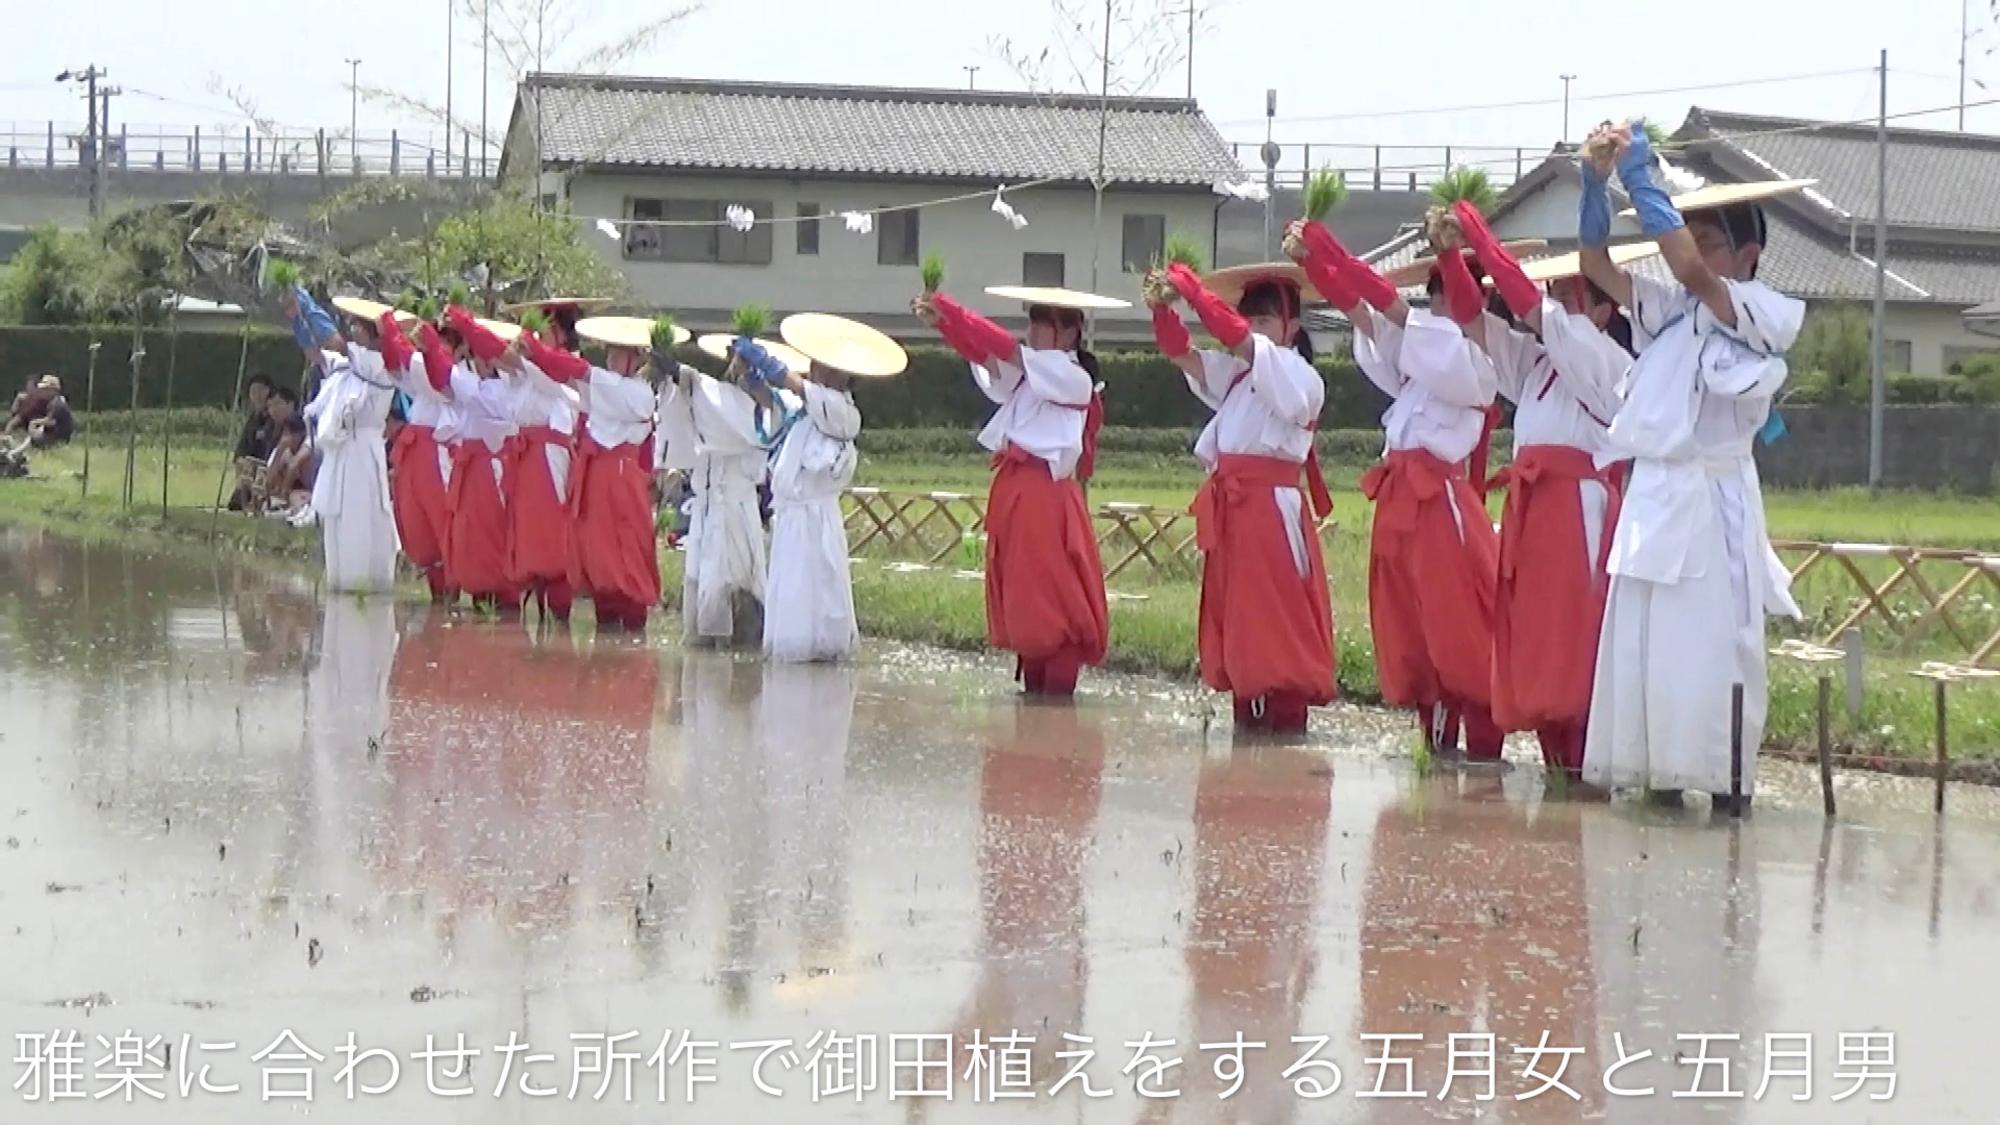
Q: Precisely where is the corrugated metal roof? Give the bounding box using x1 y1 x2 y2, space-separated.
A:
518 74 1240 187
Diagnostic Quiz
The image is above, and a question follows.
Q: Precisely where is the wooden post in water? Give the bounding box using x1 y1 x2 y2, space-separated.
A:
208 316 256 541
79 340 101 499
1934 678 1949 814
1728 683 1745 818
1817 675 1836 817
160 307 179 517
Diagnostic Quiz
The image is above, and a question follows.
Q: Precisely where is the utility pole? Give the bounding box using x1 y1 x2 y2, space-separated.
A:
1088 0 1110 298
963 65 979 90
446 1 455 173
344 58 362 173
56 66 103 219
481 0 490 178
1561 73 1577 142
1261 89 1279 261
96 85 119 219
1870 49 1889 489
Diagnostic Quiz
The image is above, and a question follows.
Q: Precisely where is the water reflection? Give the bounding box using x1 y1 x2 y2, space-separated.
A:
4 525 2000 1121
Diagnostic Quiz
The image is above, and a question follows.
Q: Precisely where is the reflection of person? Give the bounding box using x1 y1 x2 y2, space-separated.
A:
913 287 1111 698
1577 122 1806 809
758 663 856 981
951 703 1104 1084
1359 787 1606 1121
1143 745 1329 1123
1147 263 1338 734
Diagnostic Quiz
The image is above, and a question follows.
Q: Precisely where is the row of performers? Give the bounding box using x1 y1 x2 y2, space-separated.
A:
277 291 908 663
929 125 1807 809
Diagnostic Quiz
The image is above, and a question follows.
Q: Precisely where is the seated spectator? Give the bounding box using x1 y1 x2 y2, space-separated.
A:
265 415 318 518
234 375 278 461
6 375 73 447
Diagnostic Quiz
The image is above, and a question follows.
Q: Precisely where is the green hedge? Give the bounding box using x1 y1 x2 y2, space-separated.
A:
0 324 305 410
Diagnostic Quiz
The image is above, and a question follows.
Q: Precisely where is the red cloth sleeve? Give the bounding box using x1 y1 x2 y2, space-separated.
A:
1456 201 1540 321
1296 223 1361 310
445 306 507 362
523 332 589 383
1435 248 1485 326
377 312 416 374
1166 263 1249 349
1150 303 1193 358
417 323 454 392
1301 223 1397 311
932 293 1016 365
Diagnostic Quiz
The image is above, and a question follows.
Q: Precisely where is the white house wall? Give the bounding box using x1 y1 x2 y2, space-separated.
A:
562 172 1220 330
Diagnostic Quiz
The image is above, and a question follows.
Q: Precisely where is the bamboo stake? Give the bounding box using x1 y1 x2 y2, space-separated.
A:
123 316 144 508
160 306 180 517
79 340 101 500
208 315 256 542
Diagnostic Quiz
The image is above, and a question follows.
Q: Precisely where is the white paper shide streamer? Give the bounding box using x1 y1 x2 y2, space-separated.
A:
725 205 756 233
841 211 874 234
594 218 620 240
990 186 1029 230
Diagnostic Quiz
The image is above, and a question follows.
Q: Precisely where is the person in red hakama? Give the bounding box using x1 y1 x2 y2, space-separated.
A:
1145 261 1336 734
1449 203 1641 779
377 310 454 601
1287 219 1537 761
912 284 1112 698
439 308 526 613
502 324 584 623
563 316 665 633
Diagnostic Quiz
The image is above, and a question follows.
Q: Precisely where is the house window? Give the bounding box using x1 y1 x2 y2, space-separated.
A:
1886 338 1913 373
623 198 771 265
1023 252 1065 287
797 203 821 256
1122 213 1165 273
878 209 920 266
1945 344 2000 373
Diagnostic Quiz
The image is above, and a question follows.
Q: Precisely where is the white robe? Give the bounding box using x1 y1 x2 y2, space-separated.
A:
1481 303 1632 571
764 382 862 663
310 347 399 593
1186 333 1325 575
1585 275 1805 796
657 365 772 642
972 348 1091 480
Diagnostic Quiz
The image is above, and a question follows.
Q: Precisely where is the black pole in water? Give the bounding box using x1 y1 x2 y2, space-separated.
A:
1729 683 1745 818
1935 679 1949 814
1817 675 1837 817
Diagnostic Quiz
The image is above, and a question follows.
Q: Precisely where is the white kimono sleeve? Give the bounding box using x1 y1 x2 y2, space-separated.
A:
971 357 1024 404
653 366 701 471
1480 313 1545 405
1186 348 1244 412
1694 280 1806 397
803 381 862 442
1246 334 1319 426
1538 302 1629 422
1349 305 1406 397
1399 309 1497 408
1628 274 1690 347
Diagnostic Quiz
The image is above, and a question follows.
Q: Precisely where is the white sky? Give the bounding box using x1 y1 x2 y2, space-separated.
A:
9 0 1998 164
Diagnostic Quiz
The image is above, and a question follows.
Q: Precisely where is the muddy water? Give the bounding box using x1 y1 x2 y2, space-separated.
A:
1 524 1996 1122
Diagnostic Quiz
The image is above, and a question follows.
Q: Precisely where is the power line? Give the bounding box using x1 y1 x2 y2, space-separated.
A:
1210 67 1874 128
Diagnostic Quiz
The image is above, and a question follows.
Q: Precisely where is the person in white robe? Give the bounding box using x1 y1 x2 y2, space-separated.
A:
1576 121 1807 811
303 299 404 594
763 313 909 662
656 336 787 647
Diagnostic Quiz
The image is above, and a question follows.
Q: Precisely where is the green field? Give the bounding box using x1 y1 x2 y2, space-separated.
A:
8 431 2000 766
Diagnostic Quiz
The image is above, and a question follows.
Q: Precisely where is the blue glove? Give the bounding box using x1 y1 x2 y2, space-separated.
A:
291 286 338 352
731 337 788 388
1759 408 1787 446
1578 160 1612 248
1616 120 1684 238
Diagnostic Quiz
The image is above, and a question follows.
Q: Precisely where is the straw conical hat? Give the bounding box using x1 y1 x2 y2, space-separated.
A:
332 296 417 325
1201 263 1321 306
983 285 1131 311
1383 240 1549 289
779 313 908 378
1518 241 1661 284
575 315 677 350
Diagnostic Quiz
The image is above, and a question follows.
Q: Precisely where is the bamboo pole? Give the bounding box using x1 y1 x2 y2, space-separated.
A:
208 315 256 541
160 306 180 517
122 315 144 508
1817 676 1837 817
79 340 101 499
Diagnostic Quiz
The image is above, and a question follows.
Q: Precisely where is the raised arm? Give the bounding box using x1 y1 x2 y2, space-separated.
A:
1575 126 1636 311
1162 263 1255 365
1288 220 1406 332
1144 286 1206 382
1611 121 1742 327
916 291 1022 370
521 330 589 384
416 323 455 396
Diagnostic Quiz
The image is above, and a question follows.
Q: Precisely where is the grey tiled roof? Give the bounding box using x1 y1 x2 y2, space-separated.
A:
518 74 1241 187
1683 108 2000 232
